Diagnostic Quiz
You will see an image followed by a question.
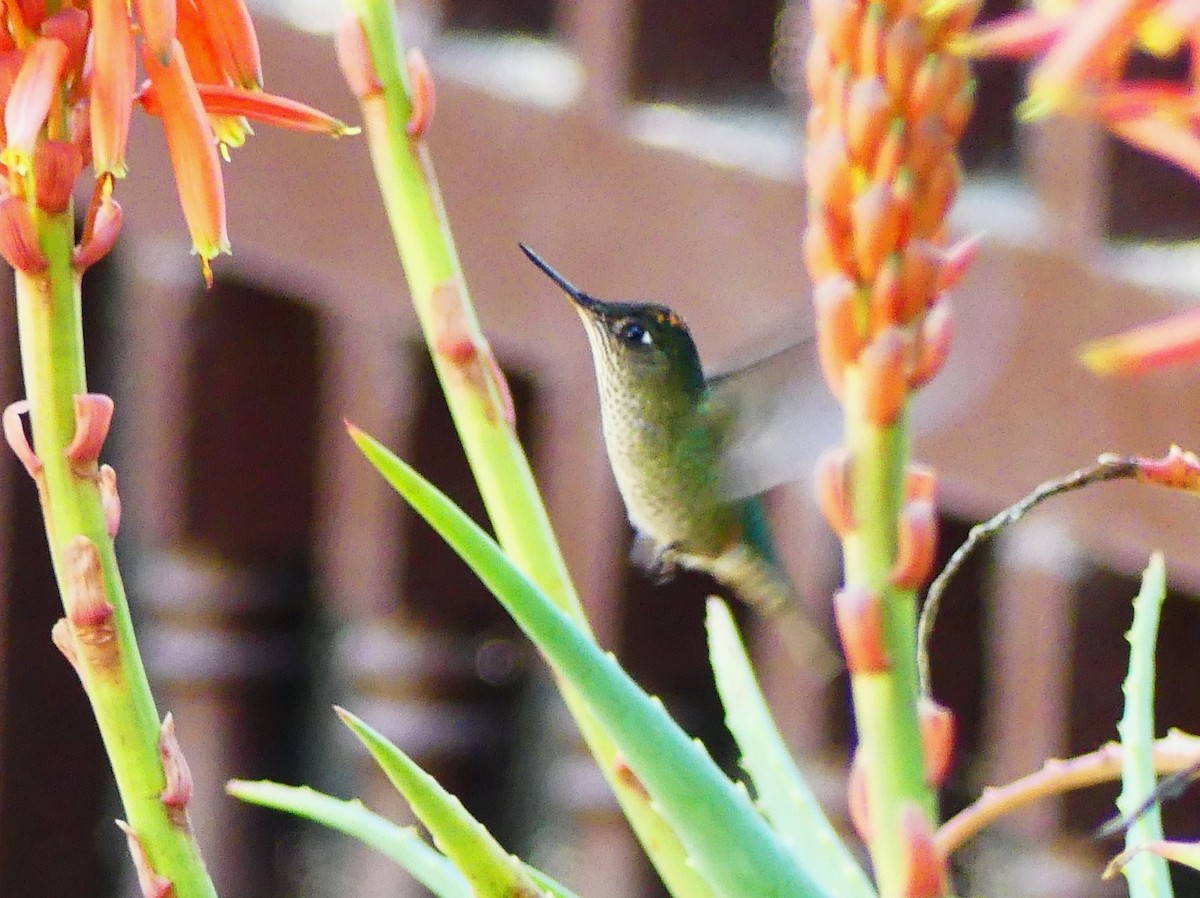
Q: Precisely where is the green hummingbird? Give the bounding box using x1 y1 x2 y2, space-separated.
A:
520 244 841 672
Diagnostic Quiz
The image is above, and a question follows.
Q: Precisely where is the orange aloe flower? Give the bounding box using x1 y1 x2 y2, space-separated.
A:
965 0 1200 374
0 0 354 281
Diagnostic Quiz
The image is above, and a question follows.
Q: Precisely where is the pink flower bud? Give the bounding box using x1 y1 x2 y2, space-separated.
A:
909 301 954 389
65 393 114 467
337 14 382 100
116 821 174 898
406 48 435 138
890 499 938 589
852 183 903 284
159 713 194 820
834 586 890 674
919 698 956 787
0 195 48 273
815 445 855 536
900 804 949 898
860 328 908 428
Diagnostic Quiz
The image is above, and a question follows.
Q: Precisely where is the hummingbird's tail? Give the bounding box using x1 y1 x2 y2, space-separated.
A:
706 543 842 680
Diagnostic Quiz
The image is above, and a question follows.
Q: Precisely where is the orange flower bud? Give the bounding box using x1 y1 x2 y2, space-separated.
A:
1133 445 1200 492
1079 308 1200 375
91 0 136 178
405 48 436 138
906 116 953 184
814 274 865 395
806 130 854 216
890 498 937 589
870 252 904 331
943 80 976 143
847 75 890 166
810 0 863 63
873 119 906 185
860 327 907 427
336 13 382 100
900 804 949 898
192 0 263 89
912 155 960 238
32 139 81 212
835 586 890 673
857 3 886 78
815 445 855 535
824 64 852 138
0 194 48 273
852 183 903 283
936 233 980 292
909 300 954 389
885 17 925 108
899 463 932 501
804 218 852 281
918 698 955 787
142 38 230 279
132 0 177 65
805 36 835 105
3 38 69 174
899 240 941 319
910 54 970 123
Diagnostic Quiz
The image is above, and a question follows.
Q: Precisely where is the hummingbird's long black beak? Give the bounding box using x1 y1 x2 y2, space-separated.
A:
519 243 603 315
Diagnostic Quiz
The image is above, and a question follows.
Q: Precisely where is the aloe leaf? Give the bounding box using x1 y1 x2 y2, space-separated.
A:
349 425 829 898
1114 552 1174 898
336 707 578 898
226 779 471 898
706 599 876 898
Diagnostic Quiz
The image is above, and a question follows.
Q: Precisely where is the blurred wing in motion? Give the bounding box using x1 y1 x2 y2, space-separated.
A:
708 290 1017 501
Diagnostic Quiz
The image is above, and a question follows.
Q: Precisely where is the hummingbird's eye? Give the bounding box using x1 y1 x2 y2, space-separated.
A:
616 319 652 348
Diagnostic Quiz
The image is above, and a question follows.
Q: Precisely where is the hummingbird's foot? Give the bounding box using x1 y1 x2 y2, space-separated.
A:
631 536 684 584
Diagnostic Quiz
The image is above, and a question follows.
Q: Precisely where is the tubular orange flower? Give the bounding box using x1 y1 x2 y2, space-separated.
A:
2 37 68 175
1078 308 1200 375
132 0 176 65
176 0 250 152
90 0 136 178
141 38 229 281
138 81 359 136
190 0 262 89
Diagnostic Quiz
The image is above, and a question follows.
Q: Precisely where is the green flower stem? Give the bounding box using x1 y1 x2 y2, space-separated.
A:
342 4 717 896
15 207 216 898
841 369 933 898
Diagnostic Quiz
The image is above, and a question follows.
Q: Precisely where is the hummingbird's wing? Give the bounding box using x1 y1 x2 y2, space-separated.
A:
706 338 842 501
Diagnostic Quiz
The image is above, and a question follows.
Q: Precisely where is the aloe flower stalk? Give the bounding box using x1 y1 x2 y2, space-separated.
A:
0 1 351 893
803 0 981 893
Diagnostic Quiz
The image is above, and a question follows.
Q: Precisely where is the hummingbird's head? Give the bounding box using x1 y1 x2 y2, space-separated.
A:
520 244 705 397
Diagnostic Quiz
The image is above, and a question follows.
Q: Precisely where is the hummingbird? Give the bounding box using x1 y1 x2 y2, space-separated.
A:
520 243 842 672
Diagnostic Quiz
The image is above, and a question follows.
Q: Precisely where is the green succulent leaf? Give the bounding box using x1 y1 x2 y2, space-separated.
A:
226 779 471 898
349 425 830 898
336 707 571 898
706 599 876 898
1113 552 1174 898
